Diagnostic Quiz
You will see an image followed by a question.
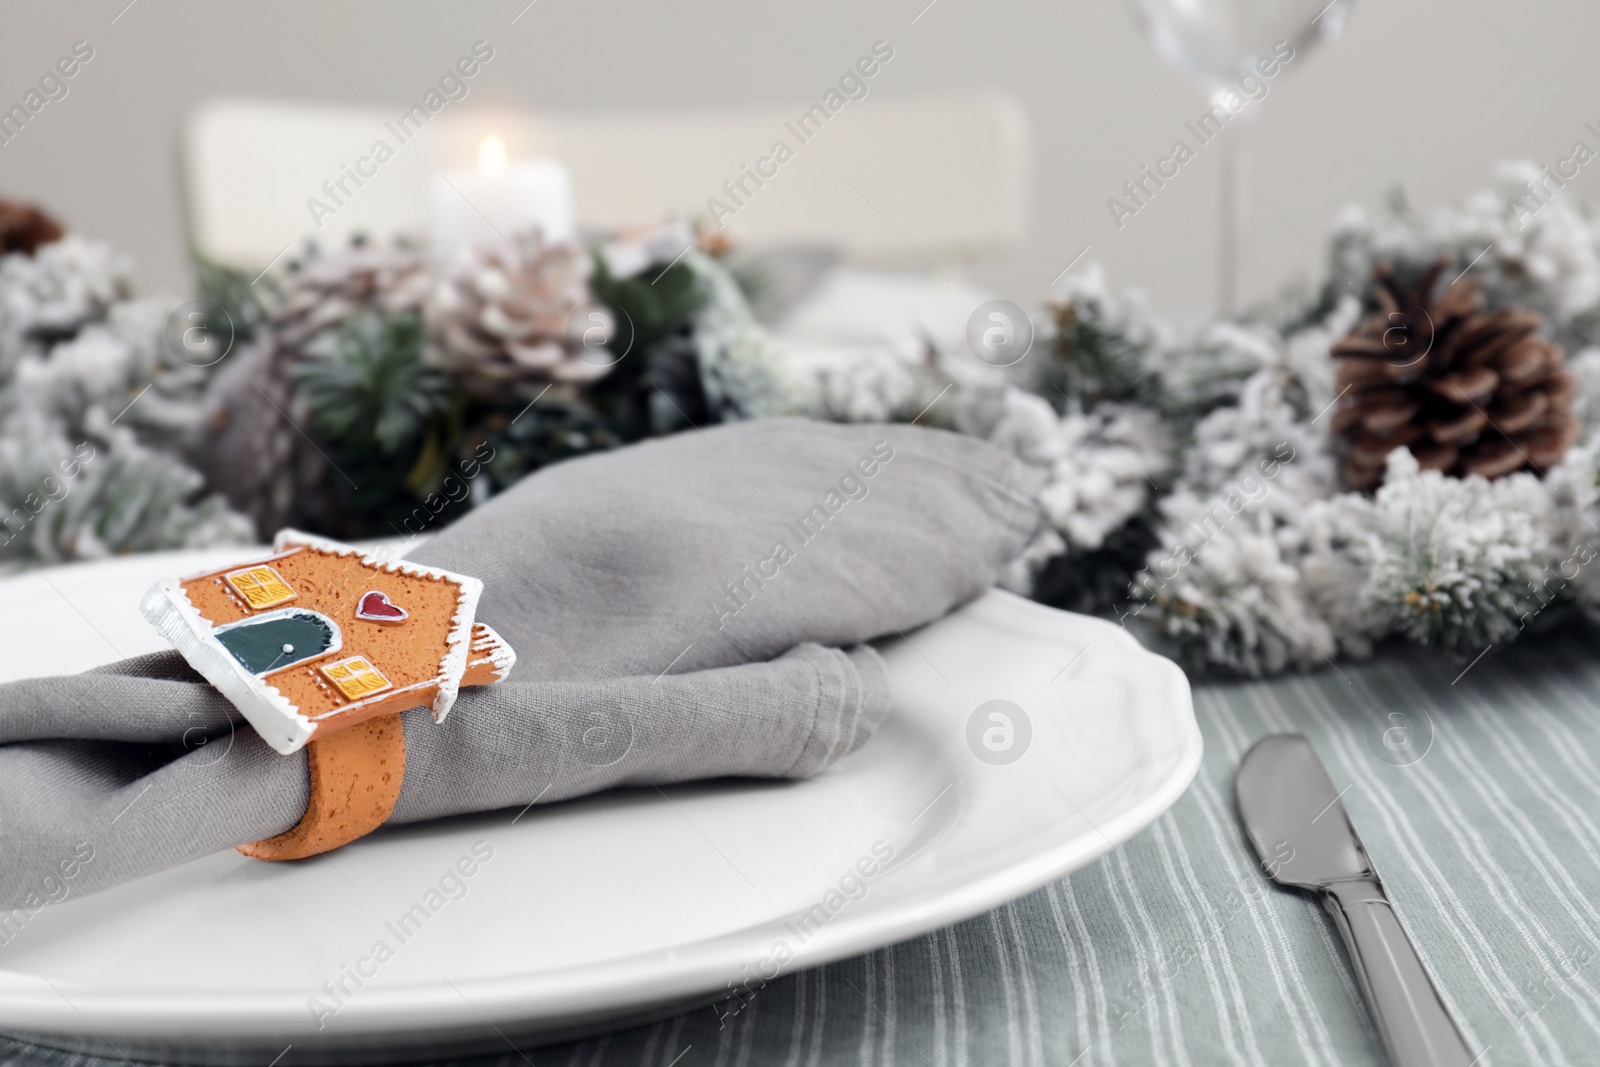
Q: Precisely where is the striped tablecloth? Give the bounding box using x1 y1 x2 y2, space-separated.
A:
9 626 1600 1067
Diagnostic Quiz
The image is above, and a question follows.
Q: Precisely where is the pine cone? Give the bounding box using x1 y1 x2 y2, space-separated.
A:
273 244 432 349
427 232 613 399
0 197 64 257
1331 260 1578 489
198 244 432 537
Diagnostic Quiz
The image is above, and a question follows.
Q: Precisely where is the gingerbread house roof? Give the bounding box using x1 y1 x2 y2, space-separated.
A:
141 529 508 754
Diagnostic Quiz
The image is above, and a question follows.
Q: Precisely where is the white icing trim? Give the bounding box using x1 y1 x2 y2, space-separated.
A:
432 573 481 724
140 580 314 754
273 529 474 586
471 622 518 682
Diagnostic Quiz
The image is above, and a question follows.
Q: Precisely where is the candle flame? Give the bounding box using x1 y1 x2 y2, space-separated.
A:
478 136 508 176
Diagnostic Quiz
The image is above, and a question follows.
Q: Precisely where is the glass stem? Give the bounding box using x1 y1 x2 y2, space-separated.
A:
1217 106 1253 316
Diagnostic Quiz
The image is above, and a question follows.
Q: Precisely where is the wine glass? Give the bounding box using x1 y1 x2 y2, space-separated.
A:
1126 0 1355 312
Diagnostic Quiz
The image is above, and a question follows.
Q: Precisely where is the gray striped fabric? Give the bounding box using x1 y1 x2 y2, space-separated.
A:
8 627 1600 1067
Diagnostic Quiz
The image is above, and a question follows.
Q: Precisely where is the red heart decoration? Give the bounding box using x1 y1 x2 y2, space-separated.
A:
356 590 408 623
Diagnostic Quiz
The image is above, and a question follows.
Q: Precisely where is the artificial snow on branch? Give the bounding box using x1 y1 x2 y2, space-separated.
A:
0 223 249 571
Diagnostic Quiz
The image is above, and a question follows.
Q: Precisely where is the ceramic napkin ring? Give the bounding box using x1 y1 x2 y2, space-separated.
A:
141 530 515 860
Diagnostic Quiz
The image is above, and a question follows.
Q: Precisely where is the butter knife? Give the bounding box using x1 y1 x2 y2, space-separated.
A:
1236 734 1476 1067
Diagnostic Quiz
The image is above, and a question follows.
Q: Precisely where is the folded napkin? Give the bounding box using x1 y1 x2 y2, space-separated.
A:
0 419 1043 907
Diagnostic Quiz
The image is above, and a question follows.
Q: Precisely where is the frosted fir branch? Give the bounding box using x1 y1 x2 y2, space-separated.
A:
11 297 213 452
1315 449 1557 654
1537 440 1600 623
988 387 1172 551
0 236 141 376
1048 263 1174 356
1131 490 1338 677
0 408 250 570
1178 368 1334 503
1036 262 1173 410
1127 366 1354 676
1281 295 1362 422
1159 321 1281 421
0 236 252 570
686 249 825 421
814 337 1005 430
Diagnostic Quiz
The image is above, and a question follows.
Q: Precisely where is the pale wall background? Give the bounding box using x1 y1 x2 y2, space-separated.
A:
0 0 1585 321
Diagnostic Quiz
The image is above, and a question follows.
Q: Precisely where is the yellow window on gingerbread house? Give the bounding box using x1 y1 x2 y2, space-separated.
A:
225 565 297 610
321 657 393 701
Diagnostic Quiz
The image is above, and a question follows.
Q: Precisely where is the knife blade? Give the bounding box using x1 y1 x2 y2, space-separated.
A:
1236 734 1477 1067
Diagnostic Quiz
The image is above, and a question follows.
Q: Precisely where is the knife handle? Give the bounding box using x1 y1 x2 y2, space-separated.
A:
1321 878 1477 1067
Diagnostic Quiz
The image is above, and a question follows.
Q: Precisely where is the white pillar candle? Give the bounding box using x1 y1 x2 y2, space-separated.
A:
428 137 575 257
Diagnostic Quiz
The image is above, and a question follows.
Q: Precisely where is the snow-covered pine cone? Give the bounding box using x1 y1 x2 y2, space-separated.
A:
426 232 612 398
272 244 433 350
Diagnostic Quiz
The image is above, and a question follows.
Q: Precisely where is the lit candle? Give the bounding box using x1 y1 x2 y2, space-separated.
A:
428 136 575 256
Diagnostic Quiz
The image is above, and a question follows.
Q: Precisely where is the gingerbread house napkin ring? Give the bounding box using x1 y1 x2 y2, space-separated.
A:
141 530 515 860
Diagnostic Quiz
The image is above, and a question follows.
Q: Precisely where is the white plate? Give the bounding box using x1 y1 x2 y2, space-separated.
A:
0 550 1200 1063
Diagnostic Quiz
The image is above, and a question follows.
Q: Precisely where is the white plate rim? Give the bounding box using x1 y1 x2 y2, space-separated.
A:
0 587 1202 1042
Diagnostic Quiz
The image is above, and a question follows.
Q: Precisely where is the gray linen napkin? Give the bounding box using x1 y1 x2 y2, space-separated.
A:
0 419 1043 906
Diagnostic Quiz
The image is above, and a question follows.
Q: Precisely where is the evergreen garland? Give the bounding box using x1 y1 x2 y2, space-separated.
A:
0 227 250 571
12 167 1600 681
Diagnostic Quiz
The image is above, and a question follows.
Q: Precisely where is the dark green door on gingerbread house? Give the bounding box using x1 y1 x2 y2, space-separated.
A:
215 609 340 675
